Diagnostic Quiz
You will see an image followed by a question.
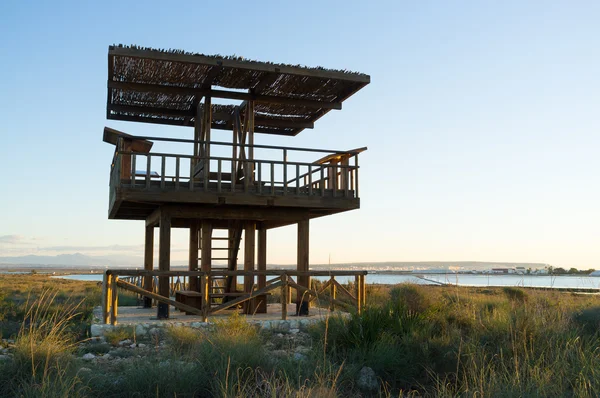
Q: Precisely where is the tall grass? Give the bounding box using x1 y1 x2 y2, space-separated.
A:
0 289 88 397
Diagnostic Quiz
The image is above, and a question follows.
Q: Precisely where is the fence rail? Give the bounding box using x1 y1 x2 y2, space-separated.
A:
109 140 361 201
102 269 367 325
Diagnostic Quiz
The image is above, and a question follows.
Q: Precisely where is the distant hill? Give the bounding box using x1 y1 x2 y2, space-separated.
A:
0 254 551 272
0 253 142 268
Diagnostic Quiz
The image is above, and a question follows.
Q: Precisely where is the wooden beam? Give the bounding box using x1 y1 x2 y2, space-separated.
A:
107 113 298 136
188 222 199 292
257 227 266 290
143 225 154 308
157 209 171 319
210 281 283 315
296 219 310 315
166 204 310 222
145 207 161 227
201 221 212 272
109 46 371 84
116 279 204 316
108 81 342 110
243 221 256 314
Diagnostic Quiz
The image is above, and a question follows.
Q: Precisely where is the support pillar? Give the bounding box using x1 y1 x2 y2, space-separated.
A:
243 221 256 314
296 219 310 316
189 222 199 292
143 225 153 308
201 220 212 309
157 209 171 319
256 225 267 313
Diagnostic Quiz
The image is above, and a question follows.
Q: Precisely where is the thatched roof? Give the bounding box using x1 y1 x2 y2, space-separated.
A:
106 45 370 136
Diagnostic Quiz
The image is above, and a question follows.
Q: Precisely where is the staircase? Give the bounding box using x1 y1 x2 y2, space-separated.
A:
195 221 243 306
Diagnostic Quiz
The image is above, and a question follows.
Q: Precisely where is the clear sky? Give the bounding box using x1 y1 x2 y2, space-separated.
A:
0 1 598 268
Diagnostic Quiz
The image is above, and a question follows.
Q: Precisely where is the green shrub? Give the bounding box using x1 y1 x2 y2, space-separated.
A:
104 326 134 346
503 286 528 302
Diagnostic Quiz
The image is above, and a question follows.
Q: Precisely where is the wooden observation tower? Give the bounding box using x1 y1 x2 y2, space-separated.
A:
103 45 370 320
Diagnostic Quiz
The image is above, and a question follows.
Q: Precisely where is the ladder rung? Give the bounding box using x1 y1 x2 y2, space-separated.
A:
211 237 231 241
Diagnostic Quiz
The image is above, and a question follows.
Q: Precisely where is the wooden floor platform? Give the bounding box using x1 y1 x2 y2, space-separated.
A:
96 303 346 326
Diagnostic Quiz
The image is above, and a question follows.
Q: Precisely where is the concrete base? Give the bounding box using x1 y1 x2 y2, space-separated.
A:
91 303 347 338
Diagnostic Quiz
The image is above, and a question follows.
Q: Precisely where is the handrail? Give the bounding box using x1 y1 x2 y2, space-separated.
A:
108 269 368 277
102 269 367 325
115 134 365 156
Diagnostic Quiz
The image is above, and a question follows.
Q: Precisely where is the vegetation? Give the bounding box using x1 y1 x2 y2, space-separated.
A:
3 274 600 396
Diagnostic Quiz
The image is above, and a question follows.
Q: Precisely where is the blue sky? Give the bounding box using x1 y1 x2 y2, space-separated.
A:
0 1 598 268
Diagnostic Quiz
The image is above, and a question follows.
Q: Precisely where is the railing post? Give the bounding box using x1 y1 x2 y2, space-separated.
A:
281 274 288 320
283 149 288 195
130 154 136 186
354 154 359 198
270 162 275 195
355 275 362 315
146 155 151 188
217 159 222 193
160 155 166 190
361 274 367 307
257 161 262 194
330 276 336 311
110 276 119 325
175 157 180 190
308 165 313 196
296 164 300 195
102 272 111 324
201 274 209 322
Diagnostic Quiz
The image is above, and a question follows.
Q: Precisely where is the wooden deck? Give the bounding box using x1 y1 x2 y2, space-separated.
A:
108 138 363 223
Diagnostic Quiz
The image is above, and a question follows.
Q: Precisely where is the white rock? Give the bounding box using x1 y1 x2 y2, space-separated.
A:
290 328 300 334
82 353 96 361
357 366 378 391
118 339 132 346
79 367 92 373
135 324 147 337
293 352 307 361
90 324 106 337
137 343 146 348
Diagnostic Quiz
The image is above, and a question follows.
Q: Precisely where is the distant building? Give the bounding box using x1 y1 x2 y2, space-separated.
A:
491 268 509 274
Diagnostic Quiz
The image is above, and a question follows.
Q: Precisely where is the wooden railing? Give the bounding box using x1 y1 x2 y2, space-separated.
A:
102 270 367 325
109 139 361 200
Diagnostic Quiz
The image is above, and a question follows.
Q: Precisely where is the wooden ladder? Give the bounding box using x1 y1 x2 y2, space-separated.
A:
197 221 243 306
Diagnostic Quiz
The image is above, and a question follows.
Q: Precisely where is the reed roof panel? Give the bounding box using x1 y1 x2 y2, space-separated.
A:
107 45 370 135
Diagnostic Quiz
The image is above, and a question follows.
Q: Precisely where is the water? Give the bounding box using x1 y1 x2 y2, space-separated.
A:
53 273 600 290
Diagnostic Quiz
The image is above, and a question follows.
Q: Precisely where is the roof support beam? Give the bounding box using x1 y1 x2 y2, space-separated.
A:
108 81 342 110
108 113 297 136
108 104 314 129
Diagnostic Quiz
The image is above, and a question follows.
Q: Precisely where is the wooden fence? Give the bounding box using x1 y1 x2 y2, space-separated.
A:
102 270 367 325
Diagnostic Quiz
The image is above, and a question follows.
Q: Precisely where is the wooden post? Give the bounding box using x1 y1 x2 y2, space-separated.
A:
157 209 171 319
200 274 209 322
361 274 367 307
355 275 362 315
243 221 256 314
143 226 153 308
330 276 336 311
281 274 288 320
110 276 119 325
203 96 212 191
296 219 310 315
189 222 199 292
248 100 255 183
102 272 111 324
256 226 267 313
201 220 212 308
